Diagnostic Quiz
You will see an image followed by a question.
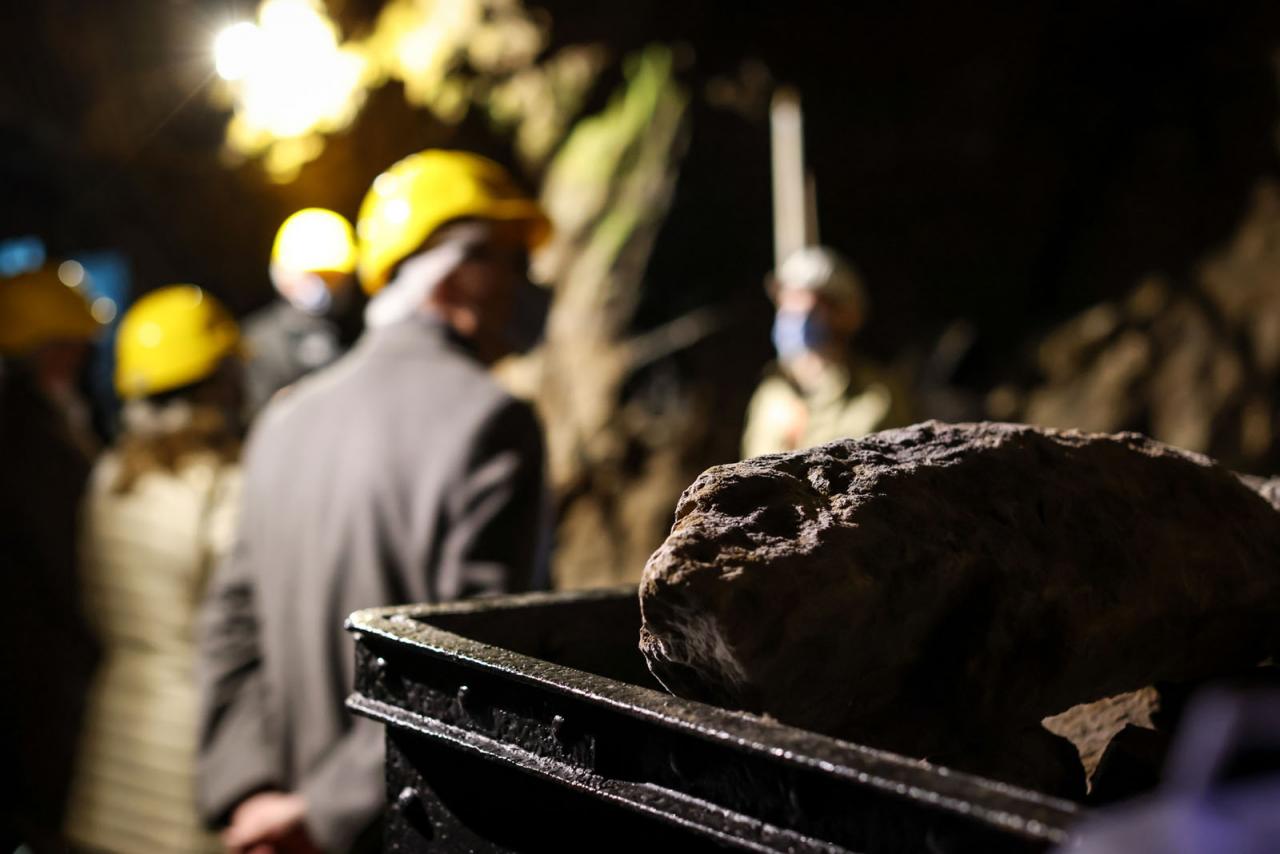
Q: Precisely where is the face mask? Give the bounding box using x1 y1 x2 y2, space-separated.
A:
504 280 551 356
271 264 333 316
289 273 332 316
771 309 828 361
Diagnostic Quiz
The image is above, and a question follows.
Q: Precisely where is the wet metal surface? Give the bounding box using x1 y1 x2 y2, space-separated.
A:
347 587 1082 852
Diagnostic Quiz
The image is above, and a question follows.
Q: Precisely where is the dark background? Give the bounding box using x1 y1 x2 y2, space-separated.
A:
3 0 1279 394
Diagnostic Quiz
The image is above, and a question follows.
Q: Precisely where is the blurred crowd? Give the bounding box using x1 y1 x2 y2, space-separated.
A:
0 148 910 853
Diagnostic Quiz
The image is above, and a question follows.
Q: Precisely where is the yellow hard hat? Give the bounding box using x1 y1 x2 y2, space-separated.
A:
271 208 358 275
356 149 551 294
115 285 240 399
0 267 101 356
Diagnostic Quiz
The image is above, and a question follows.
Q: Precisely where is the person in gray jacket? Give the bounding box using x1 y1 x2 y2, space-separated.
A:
197 150 553 853
242 208 364 421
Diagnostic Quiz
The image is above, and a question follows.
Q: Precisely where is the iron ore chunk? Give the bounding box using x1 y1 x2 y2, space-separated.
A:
638 421 1280 790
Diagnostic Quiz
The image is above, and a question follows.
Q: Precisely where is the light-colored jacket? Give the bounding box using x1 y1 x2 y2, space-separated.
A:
197 316 545 852
66 452 241 854
742 358 913 459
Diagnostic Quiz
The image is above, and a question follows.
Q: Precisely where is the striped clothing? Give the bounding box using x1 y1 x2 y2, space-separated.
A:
65 453 240 853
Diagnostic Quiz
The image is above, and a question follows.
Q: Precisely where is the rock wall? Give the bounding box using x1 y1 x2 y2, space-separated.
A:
1012 182 1280 474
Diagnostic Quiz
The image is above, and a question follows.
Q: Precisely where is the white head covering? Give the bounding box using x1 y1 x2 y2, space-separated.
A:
773 246 867 316
363 222 490 329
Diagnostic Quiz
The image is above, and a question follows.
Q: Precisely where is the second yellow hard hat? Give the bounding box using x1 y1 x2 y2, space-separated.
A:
115 285 240 400
271 208 358 276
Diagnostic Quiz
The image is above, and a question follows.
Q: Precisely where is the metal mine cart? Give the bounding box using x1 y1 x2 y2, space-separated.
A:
347 586 1082 853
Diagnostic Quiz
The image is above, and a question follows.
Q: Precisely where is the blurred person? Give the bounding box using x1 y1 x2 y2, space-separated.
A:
742 246 912 458
243 208 363 419
64 285 244 854
0 268 102 850
197 150 551 853
0 266 102 454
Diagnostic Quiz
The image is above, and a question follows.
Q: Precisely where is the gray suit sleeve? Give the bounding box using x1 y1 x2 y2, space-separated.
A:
195 492 282 827
295 717 385 852
198 534 378 853
436 396 546 600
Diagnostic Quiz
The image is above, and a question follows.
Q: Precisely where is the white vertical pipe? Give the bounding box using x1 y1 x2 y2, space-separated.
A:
770 86 807 268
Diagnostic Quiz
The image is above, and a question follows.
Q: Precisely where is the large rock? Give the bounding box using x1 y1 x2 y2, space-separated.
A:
639 421 1280 790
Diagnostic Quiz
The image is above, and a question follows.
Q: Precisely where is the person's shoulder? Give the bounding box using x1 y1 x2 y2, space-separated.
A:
242 300 291 337
87 450 123 494
186 453 242 512
408 335 518 411
460 390 541 467
485 389 539 429
447 373 534 449
247 351 353 443
749 363 799 404
847 354 909 399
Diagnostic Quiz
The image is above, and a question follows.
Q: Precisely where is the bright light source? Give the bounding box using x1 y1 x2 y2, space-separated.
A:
90 297 118 324
214 0 566 180
57 260 85 288
215 22 263 81
214 0 369 166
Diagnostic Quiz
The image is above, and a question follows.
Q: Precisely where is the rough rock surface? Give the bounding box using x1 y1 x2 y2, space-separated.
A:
1041 687 1160 788
1009 182 1280 474
639 421 1280 790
